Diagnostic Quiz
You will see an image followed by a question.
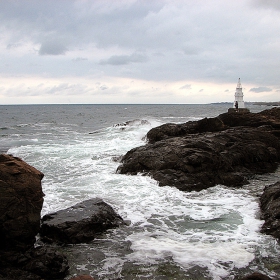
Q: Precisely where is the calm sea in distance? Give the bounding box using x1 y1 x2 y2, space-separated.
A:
1 103 280 280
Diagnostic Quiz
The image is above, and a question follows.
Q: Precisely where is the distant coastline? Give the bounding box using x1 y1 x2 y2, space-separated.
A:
211 101 280 106
252 101 280 106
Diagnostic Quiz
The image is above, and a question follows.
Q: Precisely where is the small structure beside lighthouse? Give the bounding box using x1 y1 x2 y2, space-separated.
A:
228 78 250 113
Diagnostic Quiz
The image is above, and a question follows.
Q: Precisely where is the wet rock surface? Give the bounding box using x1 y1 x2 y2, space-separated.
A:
0 246 69 280
40 198 125 244
146 107 280 144
238 272 273 280
260 181 280 240
117 108 280 191
0 154 44 250
0 154 69 280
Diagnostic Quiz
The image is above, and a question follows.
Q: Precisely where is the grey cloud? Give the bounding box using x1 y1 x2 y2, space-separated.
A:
72 57 88 62
45 83 87 95
253 0 280 10
39 41 68 55
183 44 201 55
0 0 280 93
99 53 148 66
100 85 108 90
6 43 21 49
249 87 273 93
180 84 192 90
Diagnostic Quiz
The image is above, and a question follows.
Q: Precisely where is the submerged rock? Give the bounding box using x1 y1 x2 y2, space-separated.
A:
0 154 44 250
40 198 125 244
114 118 150 128
117 108 280 191
260 181 280 240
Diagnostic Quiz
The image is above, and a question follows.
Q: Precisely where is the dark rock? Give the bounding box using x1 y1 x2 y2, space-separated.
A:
117 108 280 191
147 107 280 144
40 198 125 244
146 116 227 143
219 107 280 129
238 272 272 279
114 119 150 129
0 154 44 250
20 246 69 279
260 181 280 240
0 246 69 280
0 154 69 280
0 266 42 280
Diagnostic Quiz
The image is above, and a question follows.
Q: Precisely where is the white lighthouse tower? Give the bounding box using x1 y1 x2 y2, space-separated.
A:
228 78 250 113
233 78 245 109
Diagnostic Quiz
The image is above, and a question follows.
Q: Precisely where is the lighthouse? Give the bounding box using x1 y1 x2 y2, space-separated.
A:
228 78 250 113
233 78 245 109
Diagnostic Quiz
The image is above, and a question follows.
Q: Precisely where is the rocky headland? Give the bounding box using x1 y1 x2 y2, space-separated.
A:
117 107 280 192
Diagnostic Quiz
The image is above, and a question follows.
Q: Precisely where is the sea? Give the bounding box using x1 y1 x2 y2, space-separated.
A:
1 103 280 280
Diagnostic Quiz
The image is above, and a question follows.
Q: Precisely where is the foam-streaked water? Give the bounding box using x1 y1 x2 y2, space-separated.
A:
1 104 280 280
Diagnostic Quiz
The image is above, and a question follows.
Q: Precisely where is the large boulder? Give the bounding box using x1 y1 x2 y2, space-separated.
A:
0 154 44 250
260 181 280 240
40 198 125 244
0 154 69 279
118 108 280 192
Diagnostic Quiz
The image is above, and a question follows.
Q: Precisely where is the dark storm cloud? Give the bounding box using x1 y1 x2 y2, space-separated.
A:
249 87 273 93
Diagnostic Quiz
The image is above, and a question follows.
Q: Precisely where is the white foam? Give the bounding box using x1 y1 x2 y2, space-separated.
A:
127 234 254 279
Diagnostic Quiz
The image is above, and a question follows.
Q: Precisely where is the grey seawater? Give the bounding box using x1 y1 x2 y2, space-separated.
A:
1 103 280 280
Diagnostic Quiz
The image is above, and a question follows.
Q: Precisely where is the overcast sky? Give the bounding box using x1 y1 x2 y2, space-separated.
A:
0 0 280 104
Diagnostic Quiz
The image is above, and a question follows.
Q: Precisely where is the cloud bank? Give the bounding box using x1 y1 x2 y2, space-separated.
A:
0 0 279 104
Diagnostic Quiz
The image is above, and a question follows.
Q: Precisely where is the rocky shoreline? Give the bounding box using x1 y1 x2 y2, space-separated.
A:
117 107 280 192
0 154 125 279
1 108 280 279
